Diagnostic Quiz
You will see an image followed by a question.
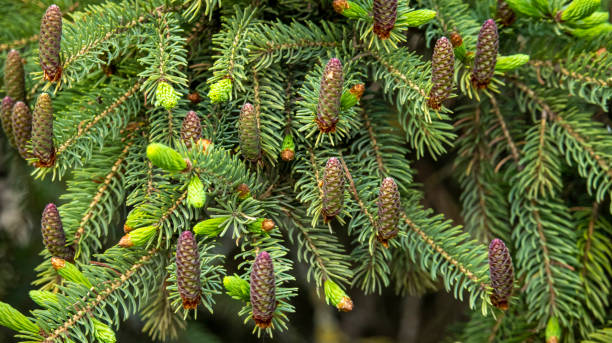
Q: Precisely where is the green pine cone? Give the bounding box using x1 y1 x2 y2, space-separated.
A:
208 78 232 103
154 81 180 110
176 231 201 309
471 19 499 89
376 177 400 246
4 50 25 101
427 37 455 110
193 217 229 237
316 58 343 133
223 274 250 302
146 143 189 172
403 9 437 27
560 0 600 22
1 96 16 147
0 302 40 333
51 257 93 288
41 203 74 261
32 93 56 167
373 0 398 39
181 111 202 149
92 318 116 343
324 279 353 312
250 251 276 328
11 101 32 160
322 157 345 222
187 175 206 208
39 5 62 82
238 102 261 162
29 290 59 308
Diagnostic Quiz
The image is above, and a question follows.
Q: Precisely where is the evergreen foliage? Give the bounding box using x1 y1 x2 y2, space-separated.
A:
0 0 610 341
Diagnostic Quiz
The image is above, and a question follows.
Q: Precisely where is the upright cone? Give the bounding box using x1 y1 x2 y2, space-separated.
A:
376 177 400 246
497 0 516 26
488 238 514 310
238 102 261 162
471 19 499 89
41 203 74 261
4 50 25 101
250 251 276 328
32 93 56 167
322 157 345 222
181 111 202 149
316 58 343 133
176 231 201 309
373 0 398 39
1 96 16 147
11 101 32 159
39 5 63 82
427 37 455 110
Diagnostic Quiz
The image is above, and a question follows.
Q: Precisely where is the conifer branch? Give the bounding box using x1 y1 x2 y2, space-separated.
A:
488 96 521 169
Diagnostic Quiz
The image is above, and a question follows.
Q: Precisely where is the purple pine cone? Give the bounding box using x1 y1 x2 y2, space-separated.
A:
250 251 276 328
322 157 345 222
488 238 514 310
373 0 398 39
4 50 26 102
427 37 455 110
176 231 201 309
181 110 202 149
11 101 32 159
41 203 74 261
316 58 343 133
376 177 400 247
39 5 63 82
1 96 16 147
471 19 499 89
32 93 56 167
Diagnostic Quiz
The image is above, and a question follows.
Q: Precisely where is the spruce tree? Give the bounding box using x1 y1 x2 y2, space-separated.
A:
0 0 610 341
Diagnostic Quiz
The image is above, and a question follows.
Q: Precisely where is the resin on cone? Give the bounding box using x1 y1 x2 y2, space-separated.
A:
181 111 202 149
322 157 345 222
4 50 25 101
39 5 63 82
376 177 400 247
176 231 201 309
238 102 261 162
373 0 398 39
250 251 276 328
427 37 455 110
316 58 343 133
488 238 514 310
471 19 499 89
11 101 32 159
1 96 16 147
41 203 74 261
32 93 56 167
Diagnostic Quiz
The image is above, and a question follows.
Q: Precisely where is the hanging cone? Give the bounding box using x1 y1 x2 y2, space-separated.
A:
376 177 400 247
176 231 201 309
39 5 63 82
373 0 398 39
41 203 74 261
471 19 499 89
316 58 343 133
250 251 276 328
322 157 345 222
238 102 261 162
488 238 514 310
1 96 16 147
32 93 56 167
11 101 32 159
181 111 202 149
427 37 455 110
4 50 26 101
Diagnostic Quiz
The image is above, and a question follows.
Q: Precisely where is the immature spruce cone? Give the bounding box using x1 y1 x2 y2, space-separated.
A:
488 238 514 310
176 231 201 309
238 103 261 161
316 58 343 133
41 203 74 261
181 111 202 149
373 0 398 39
4 50 26 101
376 177 400 246
11 101 32 159
1 96 16 147
427 37 455 110
496 0 516 26
471 19 499 89
322 157 345 222
39 5 63 82
32 93 56 167
250 251 276 328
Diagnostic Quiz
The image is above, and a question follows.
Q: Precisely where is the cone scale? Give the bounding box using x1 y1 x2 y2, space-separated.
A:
39 5 63 82
176 231 201 309
250 251 276 328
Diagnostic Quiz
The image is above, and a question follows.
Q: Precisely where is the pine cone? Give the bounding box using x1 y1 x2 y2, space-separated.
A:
488 238 514 310
497 0 516 26
11 101 32 159
471 19 498 89
316 58 343 133
1 96 16 147
181 111 202 149
176 231 201 309
4 50 25 101
32 93 56 167
39 5 62 82
427 37 455 110
376 177 400 246
238 102 261 162
373 0 398 39
41 203 74 261
322 157 345 222
250 251 276 328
